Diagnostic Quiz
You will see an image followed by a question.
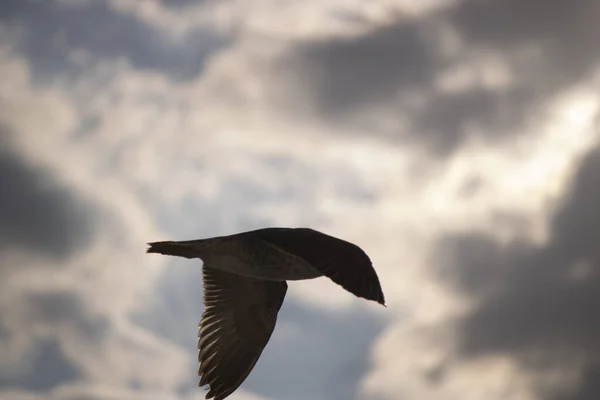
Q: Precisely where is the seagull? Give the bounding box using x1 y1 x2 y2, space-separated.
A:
146 227 386 400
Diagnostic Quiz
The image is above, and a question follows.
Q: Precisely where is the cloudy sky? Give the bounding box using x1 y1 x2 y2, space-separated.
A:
1 0 600 399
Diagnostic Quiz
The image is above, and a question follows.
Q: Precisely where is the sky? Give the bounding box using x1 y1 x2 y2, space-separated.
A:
1 0 600 399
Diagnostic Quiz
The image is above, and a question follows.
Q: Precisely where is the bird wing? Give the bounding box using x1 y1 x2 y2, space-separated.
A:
253 227 386 306
198 266 287 400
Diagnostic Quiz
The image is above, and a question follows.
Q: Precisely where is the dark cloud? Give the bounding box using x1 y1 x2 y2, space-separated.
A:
1 0 228 82
293 20 436 113
289 0 600 155
0 339 80 391
0 129 94 261
0 290 109 392
412 86 532 154
133 262 385 400
553 366 600 400
450 0 600 86
24 290 109 340
434 142 600 398
159 0 207 8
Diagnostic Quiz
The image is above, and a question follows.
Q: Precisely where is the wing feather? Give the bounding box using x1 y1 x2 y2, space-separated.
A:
198 266 287 400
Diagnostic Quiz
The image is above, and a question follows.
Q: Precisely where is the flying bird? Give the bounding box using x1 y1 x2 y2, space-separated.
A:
146 227 385 400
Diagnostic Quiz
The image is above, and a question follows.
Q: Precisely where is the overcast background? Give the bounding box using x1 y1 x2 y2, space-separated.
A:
1 1 599 399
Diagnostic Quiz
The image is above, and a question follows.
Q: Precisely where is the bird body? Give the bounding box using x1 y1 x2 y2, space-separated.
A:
147 227 385 400
148 231 324 281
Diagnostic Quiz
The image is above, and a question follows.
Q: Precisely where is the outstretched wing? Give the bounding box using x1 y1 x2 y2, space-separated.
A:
198 266 287 400
253 227 386 306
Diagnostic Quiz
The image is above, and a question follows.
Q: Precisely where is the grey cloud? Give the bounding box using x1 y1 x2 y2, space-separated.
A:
130 259 205 351
0 130 107 393
434 142 600 398
1 0 228 82
0 128 94 261
250 300 384 400
293 20 436 113
0 339 80 391
151 154 376 239
412 86 532 154
288 0 600 155
450 0 600 85
553 366 600 400
24 290 109 341
0 290 108 392
152 191 280 241
159 0 208 9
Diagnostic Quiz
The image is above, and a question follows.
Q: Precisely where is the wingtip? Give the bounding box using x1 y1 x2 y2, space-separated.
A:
375 291 386 307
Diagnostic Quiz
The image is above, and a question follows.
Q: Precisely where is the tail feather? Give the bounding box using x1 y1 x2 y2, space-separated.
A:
146 240 206 259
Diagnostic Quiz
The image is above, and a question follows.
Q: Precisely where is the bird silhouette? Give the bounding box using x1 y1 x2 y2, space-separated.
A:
147 227 386 400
